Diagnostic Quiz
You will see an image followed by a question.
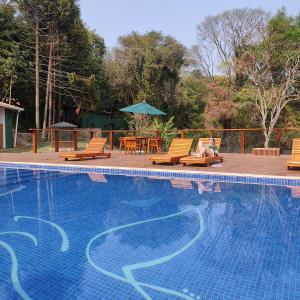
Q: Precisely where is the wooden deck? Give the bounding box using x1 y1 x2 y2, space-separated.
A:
0 151 300 178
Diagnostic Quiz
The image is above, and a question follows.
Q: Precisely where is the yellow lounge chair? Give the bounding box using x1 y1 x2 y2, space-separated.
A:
287 138 300 169
61 137 111 161
148 138 193 165
180 138 223 166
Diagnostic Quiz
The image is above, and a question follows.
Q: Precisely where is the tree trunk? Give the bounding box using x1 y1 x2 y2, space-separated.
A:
35 3 40 129
9 77 13 104
41 78 50 139
42 35 53 139
48 63 53 142
263 128 271 148
52 63 56 125
48 63 53 128
58 64 61 122
264 134 270 148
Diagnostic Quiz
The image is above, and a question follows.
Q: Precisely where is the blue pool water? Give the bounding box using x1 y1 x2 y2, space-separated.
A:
0 167 300 300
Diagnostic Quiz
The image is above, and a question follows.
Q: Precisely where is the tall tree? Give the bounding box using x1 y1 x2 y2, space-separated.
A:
237 10 300 147
197 8 270 82
0 1 27 103
15 0 109 131
106 31 186 116
175 72 207 128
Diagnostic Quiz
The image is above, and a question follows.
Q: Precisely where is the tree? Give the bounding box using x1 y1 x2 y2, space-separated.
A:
14 0 109 131
204 79 235 128
0 1 28 102
0 44 27 103
197 8 270 82
237 10 300 147
174 72 207 128
106 31 186 117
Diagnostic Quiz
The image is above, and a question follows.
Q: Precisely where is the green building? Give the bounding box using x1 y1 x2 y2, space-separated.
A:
80 111 110 129
0 102 24 149
80 111 127 130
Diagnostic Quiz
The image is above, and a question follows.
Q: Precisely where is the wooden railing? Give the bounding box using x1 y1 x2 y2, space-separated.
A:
30 128 79 153
29 127 300 154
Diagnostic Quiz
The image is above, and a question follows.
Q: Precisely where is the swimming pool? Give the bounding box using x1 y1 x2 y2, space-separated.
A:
0 167 299 300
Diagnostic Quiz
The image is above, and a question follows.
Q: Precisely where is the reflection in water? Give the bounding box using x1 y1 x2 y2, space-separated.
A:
170 179 193 190
195 180 221 194
287 185 300 199
88 173 107 183
169 179 222 194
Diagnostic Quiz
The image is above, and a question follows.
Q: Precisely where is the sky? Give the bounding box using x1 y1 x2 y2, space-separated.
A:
80 0 299 50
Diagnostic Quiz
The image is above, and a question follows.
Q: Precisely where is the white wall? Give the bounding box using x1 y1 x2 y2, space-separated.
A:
0 107 6 148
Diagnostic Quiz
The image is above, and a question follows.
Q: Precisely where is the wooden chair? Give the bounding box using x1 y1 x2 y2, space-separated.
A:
119 137 126 152
119 137 132 152
180 138 223 166
136 137 148 154
148 138 193 165
60 137 111 161
147 137 163 154
287 138 300 169
125 137 138 154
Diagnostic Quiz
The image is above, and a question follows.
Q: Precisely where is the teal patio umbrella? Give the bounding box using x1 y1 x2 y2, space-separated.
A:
119 101 166 116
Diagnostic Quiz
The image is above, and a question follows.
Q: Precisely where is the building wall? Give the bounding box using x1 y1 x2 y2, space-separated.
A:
110 118 128 130
0 107 6 148
80 112 110 129
5 110 14 148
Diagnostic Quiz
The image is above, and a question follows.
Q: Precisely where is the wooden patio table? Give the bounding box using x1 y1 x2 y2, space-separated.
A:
124 136 148 154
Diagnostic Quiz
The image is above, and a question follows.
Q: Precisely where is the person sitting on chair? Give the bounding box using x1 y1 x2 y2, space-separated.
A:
195 138 218 158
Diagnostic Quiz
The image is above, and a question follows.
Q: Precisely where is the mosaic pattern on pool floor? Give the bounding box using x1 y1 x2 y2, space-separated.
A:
0 167 300 299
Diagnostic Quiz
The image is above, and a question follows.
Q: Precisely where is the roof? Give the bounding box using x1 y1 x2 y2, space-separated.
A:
51 122 77 128
0 102 24 112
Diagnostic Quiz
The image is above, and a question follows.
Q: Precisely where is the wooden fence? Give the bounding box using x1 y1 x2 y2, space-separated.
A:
29 127 300 154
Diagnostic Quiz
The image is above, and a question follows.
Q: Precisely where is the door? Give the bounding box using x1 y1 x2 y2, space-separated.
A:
0 124 3 149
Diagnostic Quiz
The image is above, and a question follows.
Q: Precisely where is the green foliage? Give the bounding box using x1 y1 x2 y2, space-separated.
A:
175 73 207 128
107 31 186 120
0 0 110 128
233 86 257 128
0 2 29 100
147 116 177 148
1 2 300 134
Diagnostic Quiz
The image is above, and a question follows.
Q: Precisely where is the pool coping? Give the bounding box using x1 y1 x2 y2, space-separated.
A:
0 160 300 186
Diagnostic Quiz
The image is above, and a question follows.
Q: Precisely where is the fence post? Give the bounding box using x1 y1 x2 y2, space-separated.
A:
240 130 245 154
89 130 94 140
180 129 185 139
54 130 59 152
276 128 281 148
109 130 113 150
209 130 214 138
73 130 78 151
155 130 159 137
32 130 38 153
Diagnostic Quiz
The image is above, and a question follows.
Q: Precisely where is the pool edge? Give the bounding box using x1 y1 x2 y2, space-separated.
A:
0 160 299 186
